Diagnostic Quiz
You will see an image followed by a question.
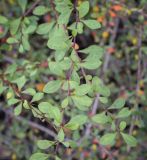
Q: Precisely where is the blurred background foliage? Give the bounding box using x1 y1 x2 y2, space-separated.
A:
0 0 147 159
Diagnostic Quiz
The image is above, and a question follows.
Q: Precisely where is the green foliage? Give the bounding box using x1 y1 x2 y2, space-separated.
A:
33 6 50 16
78 1 89 18
0 0 145 159
37 140 54 149
83 19 101 29
121 133 137 147
100 133 116 146
30 153 49 160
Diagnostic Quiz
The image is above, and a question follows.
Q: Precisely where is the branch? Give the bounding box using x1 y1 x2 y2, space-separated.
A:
127 25 143 152
102 18 119 73
2 108 56 138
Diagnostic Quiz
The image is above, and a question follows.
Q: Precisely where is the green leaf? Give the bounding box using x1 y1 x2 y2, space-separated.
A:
61 98 69 108
77 22 84 34
18 0 27 13
142 46 147 55
31 92 44 102
79 45 104 56
43 80 62 94
12 76 27 90
7 37 19 44
19 44 24 53
23 100 30 109
54 50 66 61
121 133 137 147
65 122 79 130
109 98 126 109
0 85 7 95
32 107 42 118
71 115 88 126
22 34 30 51
80 60 101 70
49 61 64 76
8 98 20 105
97 85 110 97
75 84 91 96
38 102 53 113
58 8 72 25
22 88 36 96
117 108 131 118
119 121 127 131
79 45 104 69
78 1 89 18
92 76 102 91
99 97 108 104
14 103 22 116
68 22 84 34
37 140 54 149
33 6 49 16
65 115 87 130
5 63 17 75
100 133 116 146
36 22 55 35
39 102 62 124
59 57 71 70
72 95 92 110
61 141 69 147
83 19 101 29
47 27 71 51
57 128 65 142
62 80 78 91
10 18 21 35
55 156 61 160
25 23 37 34
91 112 109 124
49 107 62 125
29 153 49 160
0 15 8 24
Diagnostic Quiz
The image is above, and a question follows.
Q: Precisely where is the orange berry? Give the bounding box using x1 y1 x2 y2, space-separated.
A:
139 80 144 88
132 130 137 136
97 16 105 23
78 147 83 152
83 151 90 158
8 0 15 5
92 138 99 144
132 38 138 45
112 5 123 11
102 31 109 39
66 148 72 155
40 61 48 68
109 10 117 18
137 89 144 96
11 153 17 160
107 47 115 54
144 21 147 25
115 139 122 147
134 54 139 60
93 5 99 12
92 144 97 151
72 42 79 50
36 83 45 92
44 14 51 23
78 0 82 5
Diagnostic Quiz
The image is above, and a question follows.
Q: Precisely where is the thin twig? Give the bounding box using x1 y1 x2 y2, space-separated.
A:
102 18 119 74
127 25 143 152
2 108 56 138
